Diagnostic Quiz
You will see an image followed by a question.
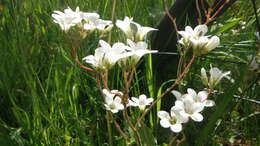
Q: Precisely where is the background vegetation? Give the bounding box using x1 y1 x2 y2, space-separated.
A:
0 0 259 145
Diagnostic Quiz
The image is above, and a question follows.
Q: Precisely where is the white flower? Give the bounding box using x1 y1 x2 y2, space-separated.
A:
121 39 157 65
178 25 208 39
83 13 113 32
158 106 187 133
186 88 215 107
116 17 135 40
177 25 220 55
129 94 153 110
95 19 113 31
103 89 124 113
52 7 82 31
83 40 130 70
173 96 204 122
201 66 231 89
116 16 157 41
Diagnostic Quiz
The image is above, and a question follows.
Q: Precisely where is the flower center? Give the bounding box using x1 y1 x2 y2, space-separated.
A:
185 107 193 115
169 117 177 125
139 100 145 105
109 103 116 110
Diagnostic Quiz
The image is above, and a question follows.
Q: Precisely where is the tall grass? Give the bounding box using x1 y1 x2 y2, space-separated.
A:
0 0 259 145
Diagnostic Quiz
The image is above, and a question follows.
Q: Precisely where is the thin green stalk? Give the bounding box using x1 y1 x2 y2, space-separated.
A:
108 0 117 43
106 112 113 146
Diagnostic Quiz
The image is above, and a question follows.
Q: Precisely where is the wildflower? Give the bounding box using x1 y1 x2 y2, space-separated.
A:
173 96 204 122
52 7 113 33
83 13 113 32
201 66 231 89
186 88 215 107
116 16 156 41
178 25 220 55
83 40 130 71
52 7 82 31
158 106 187 133
129 94 153 110
119 39 157 66
116 17 135 40
103 89 124 113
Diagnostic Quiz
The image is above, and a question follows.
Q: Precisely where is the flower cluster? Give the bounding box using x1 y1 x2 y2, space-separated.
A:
83 36 157 71
178 25 220 55
158 88 215 133
52 7 112 32
102 89 153 112
128 94 154 110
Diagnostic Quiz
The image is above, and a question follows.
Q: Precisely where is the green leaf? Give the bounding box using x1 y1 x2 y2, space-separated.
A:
212 18 241 35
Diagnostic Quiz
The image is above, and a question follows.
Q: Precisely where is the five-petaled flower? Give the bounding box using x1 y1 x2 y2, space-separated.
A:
102 89 124 113
119 39 158 67
129 94 154 110
158 106 187 133
83 40 131 71
173 95 204 122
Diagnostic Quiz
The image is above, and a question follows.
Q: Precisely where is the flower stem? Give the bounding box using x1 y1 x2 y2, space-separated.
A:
123 110 142 145
106 111 113 146
168 133 179 146
122 69 142 145
112 116 130 141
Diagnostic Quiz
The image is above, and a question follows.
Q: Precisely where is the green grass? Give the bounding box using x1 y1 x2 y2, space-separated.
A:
0 0 259 145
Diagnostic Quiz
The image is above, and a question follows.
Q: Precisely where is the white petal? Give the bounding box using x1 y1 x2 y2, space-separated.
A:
191 113 203 122
204 100 215 107
158 111 170 120
131 97 139 104
99 40 111 49
194 24 208 36
176 114 189 123
146 98 154 104
170 124 182 133
171 90 182 100
114 96 122 103
192 102 204 113
139 94 147 101
160 119 171 128
198 91 208 101
174 100 184 108
111 109 119 113
187 88 197 97
205 36 220 51
116 103 124 110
